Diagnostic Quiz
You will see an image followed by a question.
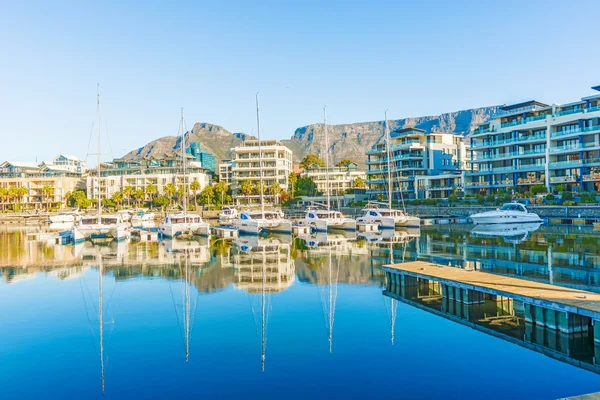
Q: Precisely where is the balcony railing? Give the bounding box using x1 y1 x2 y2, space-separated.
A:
551 125 600 138
500 114 547 129
517 178 544 185
549 143 583 153
549 176 576 183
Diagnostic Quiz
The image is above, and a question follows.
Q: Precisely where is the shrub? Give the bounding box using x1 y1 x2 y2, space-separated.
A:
561 191 573 201
409 199 421 206
531 184 546 195
563 200 576 206
546 194 555 201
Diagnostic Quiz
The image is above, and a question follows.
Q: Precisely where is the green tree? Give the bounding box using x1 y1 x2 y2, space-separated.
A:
300 154 325 170
41 184 54 211
111 191 124 208
214 181 229 205
146 184 157 201
336 159 356 167
133 189 145 207
353 177 366 189
152 196 170 211
0 187 7 212
190 180 201 208
16 186 28 211
269 181 282 204
296 177 318 196
123 186 134 207
241 179 254 196
531 184 547 195
164 183 177 207
288 172 298 198
254 181 264 196
200 185 215 208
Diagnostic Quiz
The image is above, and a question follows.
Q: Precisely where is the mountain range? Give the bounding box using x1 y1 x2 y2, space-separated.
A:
123 106 500 167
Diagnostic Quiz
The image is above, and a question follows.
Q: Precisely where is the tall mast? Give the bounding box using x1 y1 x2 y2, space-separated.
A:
261 248 266 372
99 253 105 393
256 94 265 215
184 253 190 362
328 250 333 353
389 241 396 345
324 106 331 210
181 108 188 214
385 110 392 209
97 84 102 216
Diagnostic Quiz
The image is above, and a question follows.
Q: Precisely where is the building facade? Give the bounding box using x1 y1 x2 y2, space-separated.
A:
218 160 233 183
231 140 293 206
466 86 600 195
366 128 466 201
0 160 86 210
301 162 366 196
187 143 216 174
86 155 210 203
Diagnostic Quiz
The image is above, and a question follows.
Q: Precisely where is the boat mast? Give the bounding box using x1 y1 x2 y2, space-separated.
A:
328 250 333 353
324 106 330 210
261 247 266 372
99 253 105 393
256 94 265 215
97 84 102 217
181 108 188 214
184 253 190 362
385 111 392 210
389 241 396 345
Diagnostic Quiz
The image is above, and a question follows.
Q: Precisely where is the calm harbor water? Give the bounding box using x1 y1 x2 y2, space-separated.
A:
2 224 600 399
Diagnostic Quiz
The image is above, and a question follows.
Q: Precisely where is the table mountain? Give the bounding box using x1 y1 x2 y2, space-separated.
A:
123 106 499 167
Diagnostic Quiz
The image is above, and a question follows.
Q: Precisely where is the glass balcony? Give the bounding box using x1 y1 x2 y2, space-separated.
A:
551 125 600 138
549 143 583 153
500 114 547 129
549 176 576 183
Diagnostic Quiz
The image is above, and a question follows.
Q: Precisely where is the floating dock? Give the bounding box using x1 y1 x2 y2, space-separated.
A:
383 261 600 338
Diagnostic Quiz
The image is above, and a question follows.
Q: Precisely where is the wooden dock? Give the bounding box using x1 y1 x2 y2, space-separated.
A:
383 261 600 338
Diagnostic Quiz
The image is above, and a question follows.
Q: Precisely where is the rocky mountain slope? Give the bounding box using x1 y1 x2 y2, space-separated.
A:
124 106 499 167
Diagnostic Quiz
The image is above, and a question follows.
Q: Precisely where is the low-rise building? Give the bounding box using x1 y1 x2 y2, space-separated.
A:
218 160 233 183
301 162 366 196
0 160 86 210
231 140 293 206
366 128 467 201
86 155 210 203
466 85 600 195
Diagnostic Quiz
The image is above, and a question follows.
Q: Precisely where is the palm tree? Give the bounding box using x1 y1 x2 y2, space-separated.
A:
0 187 7 212
241 179 254 196
200 185 215 208
41 184 54 211
190 180 201 208
133 189 145 207
8 186 18 211
214 181 229 206
111 191 124 209
146 184 157 202
15 186 28 212
164 183 177 208
288 172 297 198
269 181 282 205
123 186 134 207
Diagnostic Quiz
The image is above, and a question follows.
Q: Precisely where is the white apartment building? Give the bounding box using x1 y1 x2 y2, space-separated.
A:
231 140 293 206
86 155 210 202
301 162 366 196
218 160 233 183
42 154 88 174
466 85 600 194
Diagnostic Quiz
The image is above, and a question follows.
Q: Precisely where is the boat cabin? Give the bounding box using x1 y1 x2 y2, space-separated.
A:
306 210 344 220
166 214 203 224
499 203 528 212
80 215 122 226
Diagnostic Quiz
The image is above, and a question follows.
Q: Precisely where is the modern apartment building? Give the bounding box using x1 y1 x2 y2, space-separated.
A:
187 143 216 174
86 154 210 202
466 86 600 194
366 128 466 201
301 162 366 196
0 159 86 210
230 140 293 206
218 160 233 183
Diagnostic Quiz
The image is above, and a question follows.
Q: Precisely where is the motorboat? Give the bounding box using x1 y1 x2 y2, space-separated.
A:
357 203 420 228
470 221 543 243
159 213 210 238
130 208 156 223
74 214 130 242
117 209 133 222
219 206 239 224
469 203 542 225
48 211 81 224
234 210 292 235
299 208 356 232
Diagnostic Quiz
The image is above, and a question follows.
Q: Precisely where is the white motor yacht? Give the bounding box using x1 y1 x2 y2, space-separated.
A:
234 210 292 235
219 206 239 224
131 208 156 223
357 203 420 228
159 213 210 238
470 221 543 237
48 211 81 224
470 203 542 225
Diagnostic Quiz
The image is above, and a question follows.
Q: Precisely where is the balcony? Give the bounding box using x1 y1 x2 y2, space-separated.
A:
517 178 544 185
500 114 547 129
549 143 584 153
551 125 600 138
549 176 576 183
549 159 583 168
465 181 490 187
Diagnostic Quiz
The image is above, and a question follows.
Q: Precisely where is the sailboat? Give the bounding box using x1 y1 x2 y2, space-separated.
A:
159 109 211 238
233 94 292 235
73 85 129 242
300 107 355 232
357 111 420 228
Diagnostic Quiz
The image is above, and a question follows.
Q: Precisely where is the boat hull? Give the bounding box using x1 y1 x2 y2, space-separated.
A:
470 214 541 224
159 222 211 238
236 219 292 235
75 224 130 241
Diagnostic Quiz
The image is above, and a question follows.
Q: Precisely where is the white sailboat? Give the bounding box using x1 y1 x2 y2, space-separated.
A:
357 111 420 228
159 109 211 238
234 94 292 235
73 85 129 242
300 107 355 232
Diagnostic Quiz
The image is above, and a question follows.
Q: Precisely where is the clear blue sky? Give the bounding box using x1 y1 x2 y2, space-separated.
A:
1 0 598 164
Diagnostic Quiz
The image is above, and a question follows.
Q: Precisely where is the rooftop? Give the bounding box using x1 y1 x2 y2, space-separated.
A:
499 100 550 112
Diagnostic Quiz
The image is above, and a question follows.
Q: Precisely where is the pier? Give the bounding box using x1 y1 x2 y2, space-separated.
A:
383 261 600 340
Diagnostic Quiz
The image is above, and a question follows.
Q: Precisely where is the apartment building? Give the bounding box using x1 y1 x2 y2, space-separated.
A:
218 160 233 183
366 128 466 200
86 154 210 202
230 140 293 206
0 160 85 210
301 162 366 196
466 85 600 194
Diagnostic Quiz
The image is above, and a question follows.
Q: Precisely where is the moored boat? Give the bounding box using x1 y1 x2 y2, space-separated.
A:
470 203 541 225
